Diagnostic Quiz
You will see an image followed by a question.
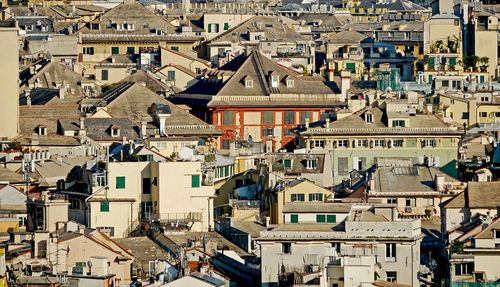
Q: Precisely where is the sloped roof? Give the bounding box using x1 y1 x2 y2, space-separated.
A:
325 30 369 44
210 15 308 43
444 182 500 209
475 217 500 239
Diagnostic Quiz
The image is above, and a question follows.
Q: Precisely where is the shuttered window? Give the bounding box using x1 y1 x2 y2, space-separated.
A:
223 111 234 125
100 201 109 212
284 111 295 125
191 175 200 188
116 177 125 189
327 215 336 223
263 111 274 125
316 215 326 223
290 214 298 223
301 111 311 124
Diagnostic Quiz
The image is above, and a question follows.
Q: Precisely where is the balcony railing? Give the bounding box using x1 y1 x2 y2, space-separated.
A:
228 199 260 209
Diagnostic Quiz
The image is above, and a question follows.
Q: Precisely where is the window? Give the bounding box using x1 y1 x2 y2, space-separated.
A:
392 120 405 127
191 174 200 188
480 112 488 117
111 47 119 54
69 199 80 210
100 201 110 212
327 215 336 223
338 157 348 176
386 271 397 282
170 46 179 51
101 70 108 81
405 198 416 207
286 79 294 87
263 111 274 125
312 140 325 148
284 111 295 125
374 139 385 147
423 198 434 207
337 140 349 148
309 193 323 201
223 111 234 125
462 112 469 119
270 75 279 88
387 198 397 204
116 176 125 189
301 111 311 124
262 128 274 137
355 139 368 147
208 23 219 33
305 159 317 169
167 70 175 80
290 214 298 223
316 214 326 223
282 243 291 254
331 242 341 253
83 47 94 55
365 113 373 123
223 22 229 30
494 112 500 117
126 47 134 54
245 79 253 88
94 174 106 187
442 80 449 87
385 243 396 261
284 159 292 168
284 128 294 137
450 99 455 104
142 178 151 194
424 139 436 147
455 263 474 275
391 140 403 147
433 97 439 104
291 193 305 202
495 230 500 238
111 127 119 137
126 23 134 31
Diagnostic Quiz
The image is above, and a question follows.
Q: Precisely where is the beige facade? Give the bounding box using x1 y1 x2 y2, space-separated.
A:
0 20 19 140
473 13 498 78
160 47 210 74
154 65 198 91
202 13 254 40
88 161 214 237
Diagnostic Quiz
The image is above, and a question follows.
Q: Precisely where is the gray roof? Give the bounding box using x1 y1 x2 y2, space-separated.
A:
296 107 463 136
115 236 171 263
325 30 369 44
373 166 459 194
209 15 308 44
83 117 141 142
444 182 500 209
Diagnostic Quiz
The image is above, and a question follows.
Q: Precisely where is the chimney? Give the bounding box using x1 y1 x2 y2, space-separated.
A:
325 118 330 129
340 70 351 101
470 76 477 92
25 90 31 107
435 174 445 191
59 84 65 99
80 118 85 129
305 117 310 128
141 121 147 139
31 133 39 146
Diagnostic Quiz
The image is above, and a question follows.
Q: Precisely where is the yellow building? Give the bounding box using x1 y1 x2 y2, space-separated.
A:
214 169 267 221
268 179 334 225
477 103 500 125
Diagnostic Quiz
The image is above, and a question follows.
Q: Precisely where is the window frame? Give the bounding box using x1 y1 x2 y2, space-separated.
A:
385 243 396 262
116 176 125 189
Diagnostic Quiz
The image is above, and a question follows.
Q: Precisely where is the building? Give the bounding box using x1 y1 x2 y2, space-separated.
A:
174 51 344 151
294 104 463 184
258 204 422 286
0 20 19 140
67 160 215 237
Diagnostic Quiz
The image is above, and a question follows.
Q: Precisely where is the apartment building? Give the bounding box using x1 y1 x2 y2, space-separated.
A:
258 205 422 286
67 160 215 237
295 104 463 184
0 20 19 140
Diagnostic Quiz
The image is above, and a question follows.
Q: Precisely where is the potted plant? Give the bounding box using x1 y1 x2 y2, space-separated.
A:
479 56 489 72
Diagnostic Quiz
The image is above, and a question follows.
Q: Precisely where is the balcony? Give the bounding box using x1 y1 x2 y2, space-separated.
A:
155 212 203 223
398 206 433 218
228 199 260 209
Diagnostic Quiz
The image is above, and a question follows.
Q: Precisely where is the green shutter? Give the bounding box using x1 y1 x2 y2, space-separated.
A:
449 57 456 66
208 24 212 33
480 75 485 83
100 201 109 212
284 159 292 168
327 215 336 223
309 194 313 201
263 111 274 125
191 174 200 187
147 154 154 161
455 264 461 276
224 166 229 176
313 160 317 168
346 62 356 72
428 74 433 82
392 121 397 127
116 177 125 189
428 57 434 66
300 194 305 202
224 23 229 30
112 47 119 54
401 120 405 127
291 214 298 223
316 214 326 223
127 47 134 54
319 194 323 201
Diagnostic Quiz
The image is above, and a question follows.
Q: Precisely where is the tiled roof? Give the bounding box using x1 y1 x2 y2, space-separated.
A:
325 30 369 44
444 182 500 209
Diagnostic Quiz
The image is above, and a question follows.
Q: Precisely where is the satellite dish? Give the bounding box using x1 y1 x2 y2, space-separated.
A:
385 87 392 94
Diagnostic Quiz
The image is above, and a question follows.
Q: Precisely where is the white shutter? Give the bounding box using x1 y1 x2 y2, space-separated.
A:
352 157 358 171
273 127 280 137
434 156 440 167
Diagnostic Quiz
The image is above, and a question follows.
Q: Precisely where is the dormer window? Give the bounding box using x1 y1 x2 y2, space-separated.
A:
110 125 120 137
126 23 135 31
286 79 294 88
245 79 253 88
270 73 279 88
365 113 373 124
37 125 47 135
115 23 124 30
305 159 317 169
156 29 163 36
392 120 405 127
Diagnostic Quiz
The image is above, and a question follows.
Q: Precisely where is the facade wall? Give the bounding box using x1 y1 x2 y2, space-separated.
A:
95 66 131 85
160 48 209 73
202 13 254 40
0 24 19 139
